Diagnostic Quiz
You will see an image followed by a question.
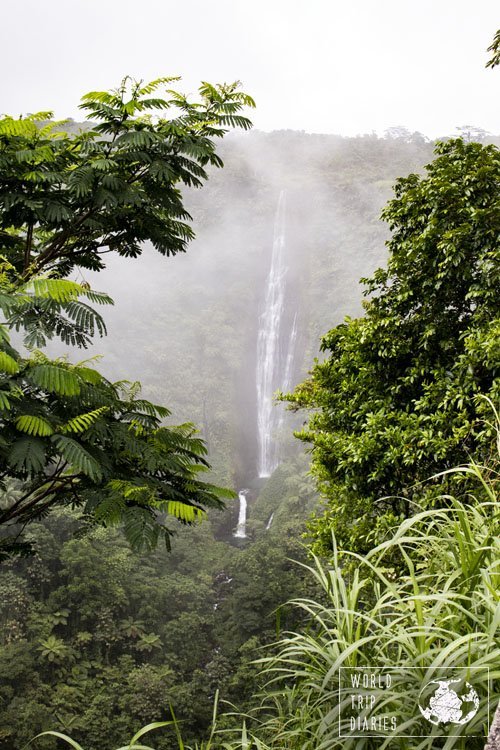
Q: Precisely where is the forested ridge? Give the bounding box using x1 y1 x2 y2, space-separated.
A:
0 87 498 750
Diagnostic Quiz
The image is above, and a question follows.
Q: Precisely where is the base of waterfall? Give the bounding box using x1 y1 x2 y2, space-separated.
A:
234 489 249 539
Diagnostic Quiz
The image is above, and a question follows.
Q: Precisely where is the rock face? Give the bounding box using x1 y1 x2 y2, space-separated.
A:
485 702 500 750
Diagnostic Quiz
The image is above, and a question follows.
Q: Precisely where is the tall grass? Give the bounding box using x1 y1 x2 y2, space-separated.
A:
239 451 499 749
25 697 265 750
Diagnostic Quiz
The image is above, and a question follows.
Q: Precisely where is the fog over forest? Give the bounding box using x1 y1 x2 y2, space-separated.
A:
78 129 441 487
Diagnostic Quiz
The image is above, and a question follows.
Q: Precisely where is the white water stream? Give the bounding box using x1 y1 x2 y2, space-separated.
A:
256 191 293 478
237 191 297 537
234 490 248 539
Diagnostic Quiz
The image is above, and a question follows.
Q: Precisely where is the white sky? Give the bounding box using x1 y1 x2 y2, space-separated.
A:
1 0 498 138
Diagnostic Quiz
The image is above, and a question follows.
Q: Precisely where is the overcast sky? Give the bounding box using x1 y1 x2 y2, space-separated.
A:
1 0 498 138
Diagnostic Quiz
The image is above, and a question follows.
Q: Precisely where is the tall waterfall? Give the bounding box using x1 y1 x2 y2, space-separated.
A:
234 490 248 538
256 191 296 478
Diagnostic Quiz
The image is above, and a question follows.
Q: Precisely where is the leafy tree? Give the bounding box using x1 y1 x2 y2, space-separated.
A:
287 139 500 554
486 28 500 68
0 77 254 555
0 76 254 278
0 237 233 559
37 635 73 664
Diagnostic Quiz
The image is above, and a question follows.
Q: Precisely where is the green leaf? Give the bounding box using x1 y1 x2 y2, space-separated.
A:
167 500 204 523
28 364 81 396
0 390 11 410
0 351 20 374
16 414 54 437
61 407 108 434
74 366 104 385
128 721 175 749
29 278 83 303
51 435 102 481
121 507 160 551
0 117 38 137
24 730 85 750
8 437 46 474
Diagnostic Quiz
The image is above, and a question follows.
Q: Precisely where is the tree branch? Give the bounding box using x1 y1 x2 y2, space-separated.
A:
0 472 80 525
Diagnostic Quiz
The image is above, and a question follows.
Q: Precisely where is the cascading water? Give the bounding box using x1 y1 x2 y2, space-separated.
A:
265 512 274 530
234 490 248 539
256 191 296 477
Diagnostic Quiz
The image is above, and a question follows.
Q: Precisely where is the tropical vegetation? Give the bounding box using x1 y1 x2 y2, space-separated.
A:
0 59 498 749
0 77 254 555
286 138 500 555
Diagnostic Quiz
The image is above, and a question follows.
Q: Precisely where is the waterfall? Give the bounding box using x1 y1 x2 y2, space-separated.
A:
265 512 274 530
234 490 248 538
256 191 290 478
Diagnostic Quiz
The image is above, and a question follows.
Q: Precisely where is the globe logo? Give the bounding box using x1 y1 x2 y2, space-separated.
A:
418 677 480 726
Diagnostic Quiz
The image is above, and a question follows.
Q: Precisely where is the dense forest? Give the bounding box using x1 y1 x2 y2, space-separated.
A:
0 75 498 750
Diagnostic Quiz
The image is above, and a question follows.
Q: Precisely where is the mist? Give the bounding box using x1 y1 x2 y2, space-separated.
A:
56 128 453 489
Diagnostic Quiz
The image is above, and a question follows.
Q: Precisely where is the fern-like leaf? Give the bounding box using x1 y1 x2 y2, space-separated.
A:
64 301 107 338
74 366 104 385
16 414 54 437
30 278 84 303
0 351 20 374
0 117 38 137
61 407 108 435
0 390 11 411
51 435 102 481
166 500 204 523
122 506 160 552
27 364 81 396
8 437 46 474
